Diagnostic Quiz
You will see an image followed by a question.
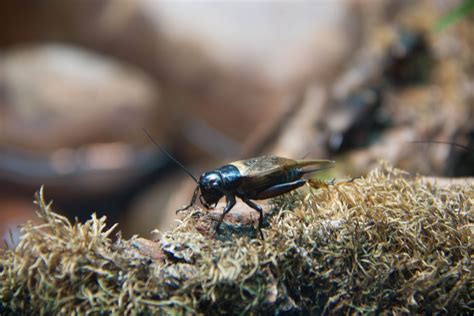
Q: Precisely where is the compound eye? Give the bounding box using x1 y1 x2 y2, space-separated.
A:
202 173 222 191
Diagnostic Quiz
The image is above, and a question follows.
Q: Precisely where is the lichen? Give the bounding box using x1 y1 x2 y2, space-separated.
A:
0 164 472 314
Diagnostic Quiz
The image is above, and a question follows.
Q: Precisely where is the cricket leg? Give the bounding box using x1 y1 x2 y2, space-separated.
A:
215 194 236 234
254 180 306 200
176 186 200 213
308 178 332 190
242 198 265 239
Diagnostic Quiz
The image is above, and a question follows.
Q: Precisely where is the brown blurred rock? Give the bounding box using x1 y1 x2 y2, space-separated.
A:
267 86 328 158
0 44 161 151
148 1 359 160
122 172 189 237
0 1 363 236
0 197 38 249
0 44 166 201
0 0 359 162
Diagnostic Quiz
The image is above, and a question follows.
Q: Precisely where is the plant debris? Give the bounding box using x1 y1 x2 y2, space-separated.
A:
0 164 472 314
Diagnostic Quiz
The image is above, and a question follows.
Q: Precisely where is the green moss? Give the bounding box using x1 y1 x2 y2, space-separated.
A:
0 164 472 314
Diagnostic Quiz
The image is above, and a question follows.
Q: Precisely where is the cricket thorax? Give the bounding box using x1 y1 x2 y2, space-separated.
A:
216 164 241 189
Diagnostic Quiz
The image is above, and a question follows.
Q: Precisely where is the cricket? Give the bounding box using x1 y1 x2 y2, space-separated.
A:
144 129 334 238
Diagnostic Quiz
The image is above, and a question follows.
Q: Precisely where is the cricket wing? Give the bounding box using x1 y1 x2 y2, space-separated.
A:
230 155 334 178
229 156 292 178
295 158 335 171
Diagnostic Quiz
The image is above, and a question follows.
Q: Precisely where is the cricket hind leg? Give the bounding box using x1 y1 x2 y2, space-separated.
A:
242 198 266 239
254 179 306 200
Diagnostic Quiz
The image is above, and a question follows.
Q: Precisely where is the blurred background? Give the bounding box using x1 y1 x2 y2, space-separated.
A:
0 0 472 246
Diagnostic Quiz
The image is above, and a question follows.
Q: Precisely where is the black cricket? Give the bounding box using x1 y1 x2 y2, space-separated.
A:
144 129 334 238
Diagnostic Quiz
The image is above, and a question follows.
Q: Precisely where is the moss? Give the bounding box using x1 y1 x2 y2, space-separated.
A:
0 164 472 314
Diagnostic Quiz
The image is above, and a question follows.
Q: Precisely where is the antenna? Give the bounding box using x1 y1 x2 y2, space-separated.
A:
410 140 472 152
143 128 199 183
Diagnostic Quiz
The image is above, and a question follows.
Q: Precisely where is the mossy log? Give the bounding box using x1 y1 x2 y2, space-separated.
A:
0 164 472 314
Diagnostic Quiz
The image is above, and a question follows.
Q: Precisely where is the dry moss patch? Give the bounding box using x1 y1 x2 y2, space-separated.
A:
0 165 472 314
